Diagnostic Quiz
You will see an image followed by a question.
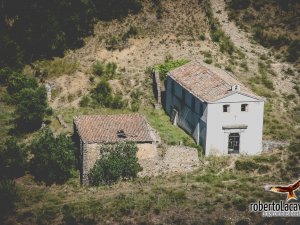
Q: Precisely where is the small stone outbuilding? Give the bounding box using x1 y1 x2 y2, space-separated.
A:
73 114 156 185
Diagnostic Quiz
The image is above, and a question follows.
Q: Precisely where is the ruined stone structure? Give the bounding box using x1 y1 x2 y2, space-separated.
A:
73 114 156 185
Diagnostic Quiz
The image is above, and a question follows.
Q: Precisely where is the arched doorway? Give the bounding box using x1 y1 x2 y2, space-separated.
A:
228 133 240 154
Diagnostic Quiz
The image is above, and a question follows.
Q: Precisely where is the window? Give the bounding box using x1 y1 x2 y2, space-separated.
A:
191 97 195 112
241 104 248 112
223 104 230 112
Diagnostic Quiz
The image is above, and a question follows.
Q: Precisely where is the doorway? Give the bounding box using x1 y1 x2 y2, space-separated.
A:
228 133 240 154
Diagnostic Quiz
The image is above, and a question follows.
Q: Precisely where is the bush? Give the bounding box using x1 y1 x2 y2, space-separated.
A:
34 58 78 78
287 40 300 62
92 61 117 79
92 61 105 76
15 86 50 132
92 80 125 109
235 160 259 171
123 26 139 40
7 73 38 97
79 95 91 107
92 80 113 106
232 198 247 211
89 142 142 185
155 59 189 80
0 180 19 220
0 67 13 85
0 138 27 179
229 0 250 9
29 129 76 185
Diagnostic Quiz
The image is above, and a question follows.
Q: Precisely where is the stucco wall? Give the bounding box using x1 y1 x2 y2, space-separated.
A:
205 93 264 156
165 76 207 147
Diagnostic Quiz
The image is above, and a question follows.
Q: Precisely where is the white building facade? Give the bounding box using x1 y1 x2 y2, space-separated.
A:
165 61 264 156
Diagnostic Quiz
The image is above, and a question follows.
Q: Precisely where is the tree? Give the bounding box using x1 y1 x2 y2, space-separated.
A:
92 80 113 106
0 138 27 179
15 86 49 132
29 129 76 185
7 72 38 96
89 142 142 185
0 180 19 221
0 67 13 85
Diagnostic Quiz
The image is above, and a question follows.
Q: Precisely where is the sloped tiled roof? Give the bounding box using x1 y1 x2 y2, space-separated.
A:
168 61 261 102
74 114 153 144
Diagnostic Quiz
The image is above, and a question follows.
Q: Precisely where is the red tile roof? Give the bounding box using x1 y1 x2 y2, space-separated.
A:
168 61 261 102
74 114 153 144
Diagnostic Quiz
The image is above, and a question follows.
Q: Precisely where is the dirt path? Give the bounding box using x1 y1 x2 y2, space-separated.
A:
210 0 296 95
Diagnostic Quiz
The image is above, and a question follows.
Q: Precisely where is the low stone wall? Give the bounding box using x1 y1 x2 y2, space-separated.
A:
262 140 289 152
138 145 199 177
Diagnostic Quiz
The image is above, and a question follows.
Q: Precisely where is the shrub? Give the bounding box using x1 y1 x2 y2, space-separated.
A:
229 0 250 9
92 80 125 108
155 59 189 80
29 129 76 185
7 72 38 96
232 198 247 211
79 95 91 107
287 40 300 62
261 74 274 90
92 80 113 106
92 61 117 79
199 34 206 41
104 62 117 78
123 26 139 40
0 180 19 220
106 36 120 50
0 138 27 179
34 58 78 78
111 94 125 109
92 61 105 76
235 160 259 171
204 58 213 64
88 142 142 185
0 67 13 85
15 86 50 132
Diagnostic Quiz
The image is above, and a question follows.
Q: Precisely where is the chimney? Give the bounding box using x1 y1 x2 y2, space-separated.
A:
231 85 240 92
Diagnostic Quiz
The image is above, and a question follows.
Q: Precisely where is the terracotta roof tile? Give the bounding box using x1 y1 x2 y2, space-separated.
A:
168 61 261 102
74 114 153 144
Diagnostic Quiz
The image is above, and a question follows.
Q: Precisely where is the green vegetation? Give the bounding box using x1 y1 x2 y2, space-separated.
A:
130 89 141 112
0 0 142 68
226 0 300 63
15 87 50 132
34 58 78 78
0 70 51 132
92 61 118 79
91 80 126 109
29 129 76 185
203 0 236 55
0 138 27 179
89 142 142 185
0 180 19 221
146 109 197 147
155 59 189 80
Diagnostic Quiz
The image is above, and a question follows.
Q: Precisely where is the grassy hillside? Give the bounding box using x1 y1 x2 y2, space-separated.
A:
225 0 300 64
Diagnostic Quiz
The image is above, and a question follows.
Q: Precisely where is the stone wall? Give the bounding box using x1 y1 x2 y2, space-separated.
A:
262 140 289 152
82 143 101 185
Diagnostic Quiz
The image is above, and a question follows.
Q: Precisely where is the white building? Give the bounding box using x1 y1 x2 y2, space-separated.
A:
165 61 264 156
